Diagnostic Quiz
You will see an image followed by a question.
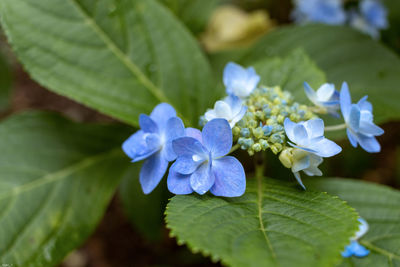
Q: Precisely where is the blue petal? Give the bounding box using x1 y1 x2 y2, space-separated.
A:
284 118 297 143
342 241 370 258
139 114 158 133
246 67 260 90
162 117 186 162
139 151 168 194
359 121 384 136
185 127 202 142
122 130 159 162
172 155 203 175
355 218 369 239
292 154 310 173
349 105 361 131
210 156 246 197
347 129 358 147
293 124 308 145
293 172 306 190
357 133 381 153
340 82 352 119
304 82 317 102
288 142 318 154
150 103 176 130
304 119 324 138
167 170 193 195
223 62 245 88
172 137 206 157
357 96 373 112
309 138 342 157
190 162 215 195
202 119 232 158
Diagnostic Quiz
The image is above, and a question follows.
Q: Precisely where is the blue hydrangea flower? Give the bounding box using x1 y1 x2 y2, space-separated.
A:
223 62 260 98
284 118 342 157
342 218 370 258
304 82 340 116
361 0 388 30
284 118 341 188
168 119 246 197
350 0 388 39
292 0 346 25
122 103 185 194
340 82 384 153
204 95 247 128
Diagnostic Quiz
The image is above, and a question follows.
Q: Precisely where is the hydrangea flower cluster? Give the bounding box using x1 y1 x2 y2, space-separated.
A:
122 61 384 215
292 0 388 39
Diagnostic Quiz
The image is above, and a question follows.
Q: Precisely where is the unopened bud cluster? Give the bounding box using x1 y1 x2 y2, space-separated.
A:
232 86 316 155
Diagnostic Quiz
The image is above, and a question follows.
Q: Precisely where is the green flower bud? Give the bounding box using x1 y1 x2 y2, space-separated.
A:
279 148 293 168
252 143 262 152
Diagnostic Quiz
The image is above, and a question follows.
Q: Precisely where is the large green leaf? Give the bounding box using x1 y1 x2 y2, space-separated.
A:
306 178 400 267
0 0 218 126
166 176 359 267
213 24 400 124
0 112 131 266
253 49 326 100
159 0 220 34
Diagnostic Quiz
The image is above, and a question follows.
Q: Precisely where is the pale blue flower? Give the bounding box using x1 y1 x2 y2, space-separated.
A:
284 118 342 157
204 95 247 128
304 82 340 116
283 118 341 188
342 218 370 258
168 119 246 197
224 62 260 98
340 82 384 153
292 0 346 25
350 0 388 39
122 103 185 194
361 0 388 30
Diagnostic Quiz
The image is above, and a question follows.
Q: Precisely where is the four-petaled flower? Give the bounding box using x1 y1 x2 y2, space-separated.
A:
340 82 384 153
342 218 370 258
168 119 246 197
283 118 341 188
223 62 260 99
304 82 340 117
204 95 247 128
122 103 185 194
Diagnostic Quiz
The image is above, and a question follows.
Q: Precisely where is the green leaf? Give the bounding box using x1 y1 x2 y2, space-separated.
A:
0 112 131 266
0 50 12 111
306 178 400 267
252 49 326 100
0 0 218 126
119 164 170 241
159 0 219 34
166 177 359 267
215 24 400 124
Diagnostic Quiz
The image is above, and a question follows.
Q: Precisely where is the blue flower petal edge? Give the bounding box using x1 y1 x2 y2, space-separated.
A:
122 103 185 194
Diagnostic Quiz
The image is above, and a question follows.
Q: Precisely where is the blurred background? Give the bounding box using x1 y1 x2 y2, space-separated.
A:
0 0 398 266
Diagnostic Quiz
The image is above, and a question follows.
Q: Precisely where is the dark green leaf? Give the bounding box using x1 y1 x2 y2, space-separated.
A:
159 0 220 34
0 0 218 126
119 164 170 241
0 112 131 266
306 178 400 267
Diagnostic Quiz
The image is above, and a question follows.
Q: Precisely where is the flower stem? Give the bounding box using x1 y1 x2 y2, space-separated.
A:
229 143 240 154
325 123 347 131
